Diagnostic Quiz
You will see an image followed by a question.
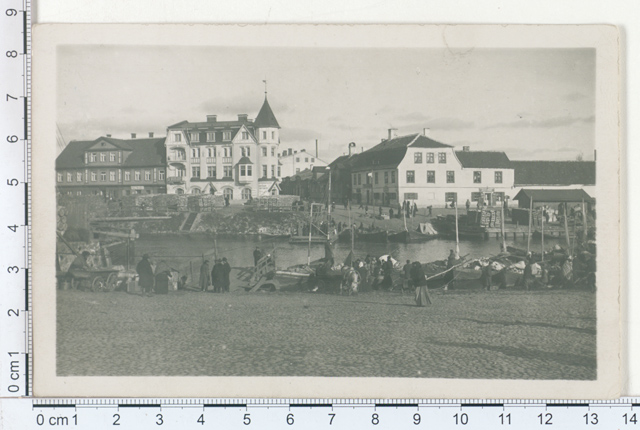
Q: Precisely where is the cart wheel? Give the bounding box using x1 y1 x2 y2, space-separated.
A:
91 276 106 292
106 273 119 292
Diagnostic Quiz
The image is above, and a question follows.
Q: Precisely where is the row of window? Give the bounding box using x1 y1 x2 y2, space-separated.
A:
414 152 447 164
86 152 119 163
295 156 316 163
186 165 282 179
186 145 278 159
57 170 165 183
175 130 277 143
406 170 502 184
353 171 397 186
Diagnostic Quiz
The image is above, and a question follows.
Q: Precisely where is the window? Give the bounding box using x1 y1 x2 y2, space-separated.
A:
174 133 182 142
277 166 281 177
353 174 357 185
57 173 63 182
124 171 131 181
190 132 199 142
366 173 371 185
134 171 141 181
241 147 246 157
262 146 267 156
223 131 232 141
357 174 362 185
262 165 268 178
223 188 233 200
223 147 229 157
406 170 415 183
207 132 215 142
388 192 397 201
263 131 267 140
242 131 249 140
414 152 423 163
91 172 97 182
90 153 97 162
207 166 216 178
391 171 396 184
247 147 251 157
271 146 275 156
445 192 458 203
495 171 503 184
473 171 481 184
159 170 165 180
384 171 389 184
305 157 309 162
191 148 200 158
271 165 275 177
404 193 418 200
176 168 185 177
110 171 116 182
109 152 116 162
76 172 82 182
471 192 482 202
223 166 233 178
296 157 300 162
192 166 200 178
438 152 447 163
311 158 315 162
271 131 275 139
76 191 82 196
240 166 246 176
426 152 434 163
427 170 435 183
67 172 72 182
100 153 106 162
446 171 455 183
242 188 252 200
191 188 201 194
145 171 151 181
100 171 107 181
374 172 379 184
207 147 214 157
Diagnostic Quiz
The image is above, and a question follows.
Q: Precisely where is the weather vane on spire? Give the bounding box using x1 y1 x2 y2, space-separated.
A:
263 79 267 97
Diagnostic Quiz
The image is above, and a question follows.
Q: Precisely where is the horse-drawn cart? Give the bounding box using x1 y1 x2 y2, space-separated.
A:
69 268 121 292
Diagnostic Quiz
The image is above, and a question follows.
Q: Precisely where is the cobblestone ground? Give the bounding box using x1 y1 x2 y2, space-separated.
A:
57 289 596 380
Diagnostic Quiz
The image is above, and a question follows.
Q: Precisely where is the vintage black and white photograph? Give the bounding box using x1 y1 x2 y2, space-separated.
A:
33 24 620 398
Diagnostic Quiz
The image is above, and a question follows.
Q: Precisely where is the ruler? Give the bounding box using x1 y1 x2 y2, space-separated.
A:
1 398 640 429
0 0 31 399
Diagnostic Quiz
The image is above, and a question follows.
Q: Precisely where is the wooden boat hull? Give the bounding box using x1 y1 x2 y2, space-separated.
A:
337 229 388 243
388 230 438 243
289 234 336 244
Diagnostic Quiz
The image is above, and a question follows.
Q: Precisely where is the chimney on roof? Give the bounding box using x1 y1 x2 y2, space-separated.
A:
206 115 217 123
463 146 470 152
131 133 136 139
423 127 431 137
106 134 111 138
388 128 397 141
301 149 305 152
294 150 298 154
149 132 154 138
238 114 248 122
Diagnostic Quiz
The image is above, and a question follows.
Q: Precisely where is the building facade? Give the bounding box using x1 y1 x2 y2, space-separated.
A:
278 148 328 178
350 132 515 207
164 96 282 200
55 136 167 198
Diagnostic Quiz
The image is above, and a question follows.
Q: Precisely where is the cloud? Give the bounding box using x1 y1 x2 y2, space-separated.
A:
485 115 595 130
280 127 322 142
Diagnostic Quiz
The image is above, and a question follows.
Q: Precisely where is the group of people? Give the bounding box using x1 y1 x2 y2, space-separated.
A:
198 258 232 293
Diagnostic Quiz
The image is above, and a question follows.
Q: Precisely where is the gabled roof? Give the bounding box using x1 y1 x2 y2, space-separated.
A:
513 188 594 203
236 156 253 165
455 151 512 169
253 97 280 129
351 134 451 171
512 161 596 186
56 137 166 169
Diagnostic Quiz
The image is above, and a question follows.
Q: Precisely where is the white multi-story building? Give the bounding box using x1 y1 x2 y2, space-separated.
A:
164 96 282 200
278 148 328 178
350 130 515 207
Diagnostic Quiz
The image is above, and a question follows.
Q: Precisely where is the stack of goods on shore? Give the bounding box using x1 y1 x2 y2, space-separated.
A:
467 209 502 228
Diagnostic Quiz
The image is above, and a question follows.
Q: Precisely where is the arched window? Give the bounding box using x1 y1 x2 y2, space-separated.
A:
223 188 233 200
191 187 201 194
176 188 184 195
241 188 252 200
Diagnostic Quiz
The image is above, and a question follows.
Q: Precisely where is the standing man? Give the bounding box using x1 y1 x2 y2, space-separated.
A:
465 199 471 212
413 202 418 218
211 259 222 293
382 256 394 291
136 254 155 296
402 259 412 294
199 259 212 292
253 247 263 266
221 257 232 292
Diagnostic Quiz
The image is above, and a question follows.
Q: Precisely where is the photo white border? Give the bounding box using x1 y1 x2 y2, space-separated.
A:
32 24 621 399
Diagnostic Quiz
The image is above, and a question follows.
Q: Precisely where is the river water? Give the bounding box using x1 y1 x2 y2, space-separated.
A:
136 233 564 271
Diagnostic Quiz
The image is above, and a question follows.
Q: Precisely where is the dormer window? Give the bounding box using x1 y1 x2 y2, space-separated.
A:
174 133 182 142
242 131 249 140
223 131 232 141
207 132 215 142
190 132 199 142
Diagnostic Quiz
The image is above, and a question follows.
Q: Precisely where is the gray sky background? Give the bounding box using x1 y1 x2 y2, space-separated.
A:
57 46 595 161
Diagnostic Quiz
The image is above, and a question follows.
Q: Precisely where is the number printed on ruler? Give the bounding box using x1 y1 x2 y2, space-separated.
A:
0 0 30 398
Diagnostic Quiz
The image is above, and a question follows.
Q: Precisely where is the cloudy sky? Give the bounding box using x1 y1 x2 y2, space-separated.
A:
57 46 595 161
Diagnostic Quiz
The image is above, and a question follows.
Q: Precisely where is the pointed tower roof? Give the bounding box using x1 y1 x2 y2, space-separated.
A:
254 97 280 129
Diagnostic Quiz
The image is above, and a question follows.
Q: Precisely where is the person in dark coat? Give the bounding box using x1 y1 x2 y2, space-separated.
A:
199 260 212 292
382 257 394 290
253 247 263 266
221 257 231 292
67 251 91 289
211 259 225 293
136 254 155 296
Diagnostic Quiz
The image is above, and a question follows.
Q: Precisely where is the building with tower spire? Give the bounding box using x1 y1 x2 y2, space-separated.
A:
163 94 282 199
